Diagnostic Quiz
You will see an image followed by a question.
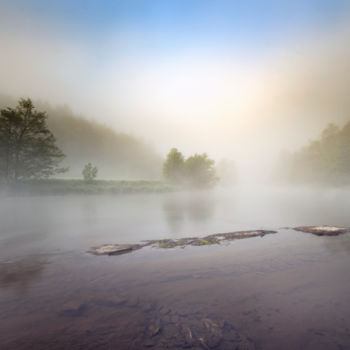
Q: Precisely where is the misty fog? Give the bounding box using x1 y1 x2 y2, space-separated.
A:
1 2 350 183
1 2 350 350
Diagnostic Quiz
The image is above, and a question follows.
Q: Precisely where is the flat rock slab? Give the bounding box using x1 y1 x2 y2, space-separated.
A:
88 244 144 256
208 230 277 241
88 230 277 256
294 226 350 236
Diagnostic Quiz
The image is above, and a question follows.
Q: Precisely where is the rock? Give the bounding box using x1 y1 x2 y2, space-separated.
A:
201 318 223 348
159 306 171 316
208 230 276 241
88 229 277 257
88 244 143 256
144 338 156 347
191 238 218 246
294 226 350 236
59 302 88 317
181 325 193 346
148 319 161 337
198 337 210 349
92 295 127 307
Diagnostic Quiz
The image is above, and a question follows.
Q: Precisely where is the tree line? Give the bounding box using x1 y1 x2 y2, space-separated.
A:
0 98 219 188
163 148 217 188
0 95 162 180
276 122 350 185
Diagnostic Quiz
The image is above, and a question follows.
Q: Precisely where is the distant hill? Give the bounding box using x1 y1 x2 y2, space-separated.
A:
0 95 163 179
276 122 350 185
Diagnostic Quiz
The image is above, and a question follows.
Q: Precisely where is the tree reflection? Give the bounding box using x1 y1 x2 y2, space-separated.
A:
163 192 215 234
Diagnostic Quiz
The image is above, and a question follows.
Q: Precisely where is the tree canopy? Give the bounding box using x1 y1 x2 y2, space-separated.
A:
163 148 217 188
185 153 217 188
0 95 163 180
162 148 185 184
0 98 66 182
276 122 350 185
82 162 98 183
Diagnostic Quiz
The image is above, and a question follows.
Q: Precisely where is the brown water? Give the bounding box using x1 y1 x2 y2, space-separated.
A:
1 187 350 349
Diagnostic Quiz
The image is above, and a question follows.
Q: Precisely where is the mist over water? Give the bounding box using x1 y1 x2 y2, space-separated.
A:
1 187 350 257
1 1 350 349
1 190 350 349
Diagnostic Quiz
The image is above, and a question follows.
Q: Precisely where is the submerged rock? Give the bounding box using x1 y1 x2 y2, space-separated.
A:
59 302 88 317
148 230 276 249
88 243 144 256
88 230 277 256
294 226 350 236
148 320 161 337
206 230 276 241
180 325 193 346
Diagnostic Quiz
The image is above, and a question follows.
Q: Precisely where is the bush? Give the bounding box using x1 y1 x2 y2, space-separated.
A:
82 163 98 183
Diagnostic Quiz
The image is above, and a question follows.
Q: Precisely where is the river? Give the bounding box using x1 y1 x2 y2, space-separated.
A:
0 186 350 349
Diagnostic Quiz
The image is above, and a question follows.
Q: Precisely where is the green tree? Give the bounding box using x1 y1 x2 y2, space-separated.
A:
185 153 217 188
163 148 185 184
276 122 350 185
82 162 98 183
0 98 66 183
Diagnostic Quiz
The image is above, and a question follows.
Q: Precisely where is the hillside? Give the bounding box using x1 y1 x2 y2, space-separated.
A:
0 95 163 179
276 122 350 185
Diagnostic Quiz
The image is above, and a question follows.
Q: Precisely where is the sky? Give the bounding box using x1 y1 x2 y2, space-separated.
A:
1 0 350 175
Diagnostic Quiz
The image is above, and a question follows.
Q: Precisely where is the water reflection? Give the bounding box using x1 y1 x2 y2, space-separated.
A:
82 198 98 226
162 198 185 233
187 194 215 223
163 192 215 234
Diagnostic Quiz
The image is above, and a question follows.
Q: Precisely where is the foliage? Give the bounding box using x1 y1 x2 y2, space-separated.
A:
82 162 98 183
162 148 185 184
276 122 350 185
0 98 66 183
185 153 217 188
163 148 217 188
0 95 162 179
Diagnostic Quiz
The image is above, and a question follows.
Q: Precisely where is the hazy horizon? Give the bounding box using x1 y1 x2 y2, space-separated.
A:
1 0 350 180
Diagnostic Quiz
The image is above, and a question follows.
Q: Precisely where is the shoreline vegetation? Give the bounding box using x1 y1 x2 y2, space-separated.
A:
276 123 350 186
0 179 175 196
1 98 228 193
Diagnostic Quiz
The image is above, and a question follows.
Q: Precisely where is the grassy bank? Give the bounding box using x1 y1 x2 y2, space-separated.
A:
1 179 175 196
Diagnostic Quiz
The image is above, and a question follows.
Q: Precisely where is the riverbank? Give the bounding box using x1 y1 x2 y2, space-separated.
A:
0 179 175 196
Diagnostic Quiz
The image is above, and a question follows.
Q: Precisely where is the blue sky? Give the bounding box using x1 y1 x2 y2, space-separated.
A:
2 0 349 53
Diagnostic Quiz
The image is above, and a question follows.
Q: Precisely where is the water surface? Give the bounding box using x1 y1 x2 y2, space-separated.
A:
1 186 350 349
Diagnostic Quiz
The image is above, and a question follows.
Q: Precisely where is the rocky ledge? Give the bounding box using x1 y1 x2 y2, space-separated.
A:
294 225 350 236
88 230 276 256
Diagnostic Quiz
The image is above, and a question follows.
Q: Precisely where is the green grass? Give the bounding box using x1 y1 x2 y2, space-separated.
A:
2 179 176 195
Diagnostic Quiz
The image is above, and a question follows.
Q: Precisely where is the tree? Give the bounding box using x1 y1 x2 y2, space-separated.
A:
163 148 218 188
276 121 350 185
185 153 217 188
0 98 66 183
163 148 185 184
82 163 98 183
